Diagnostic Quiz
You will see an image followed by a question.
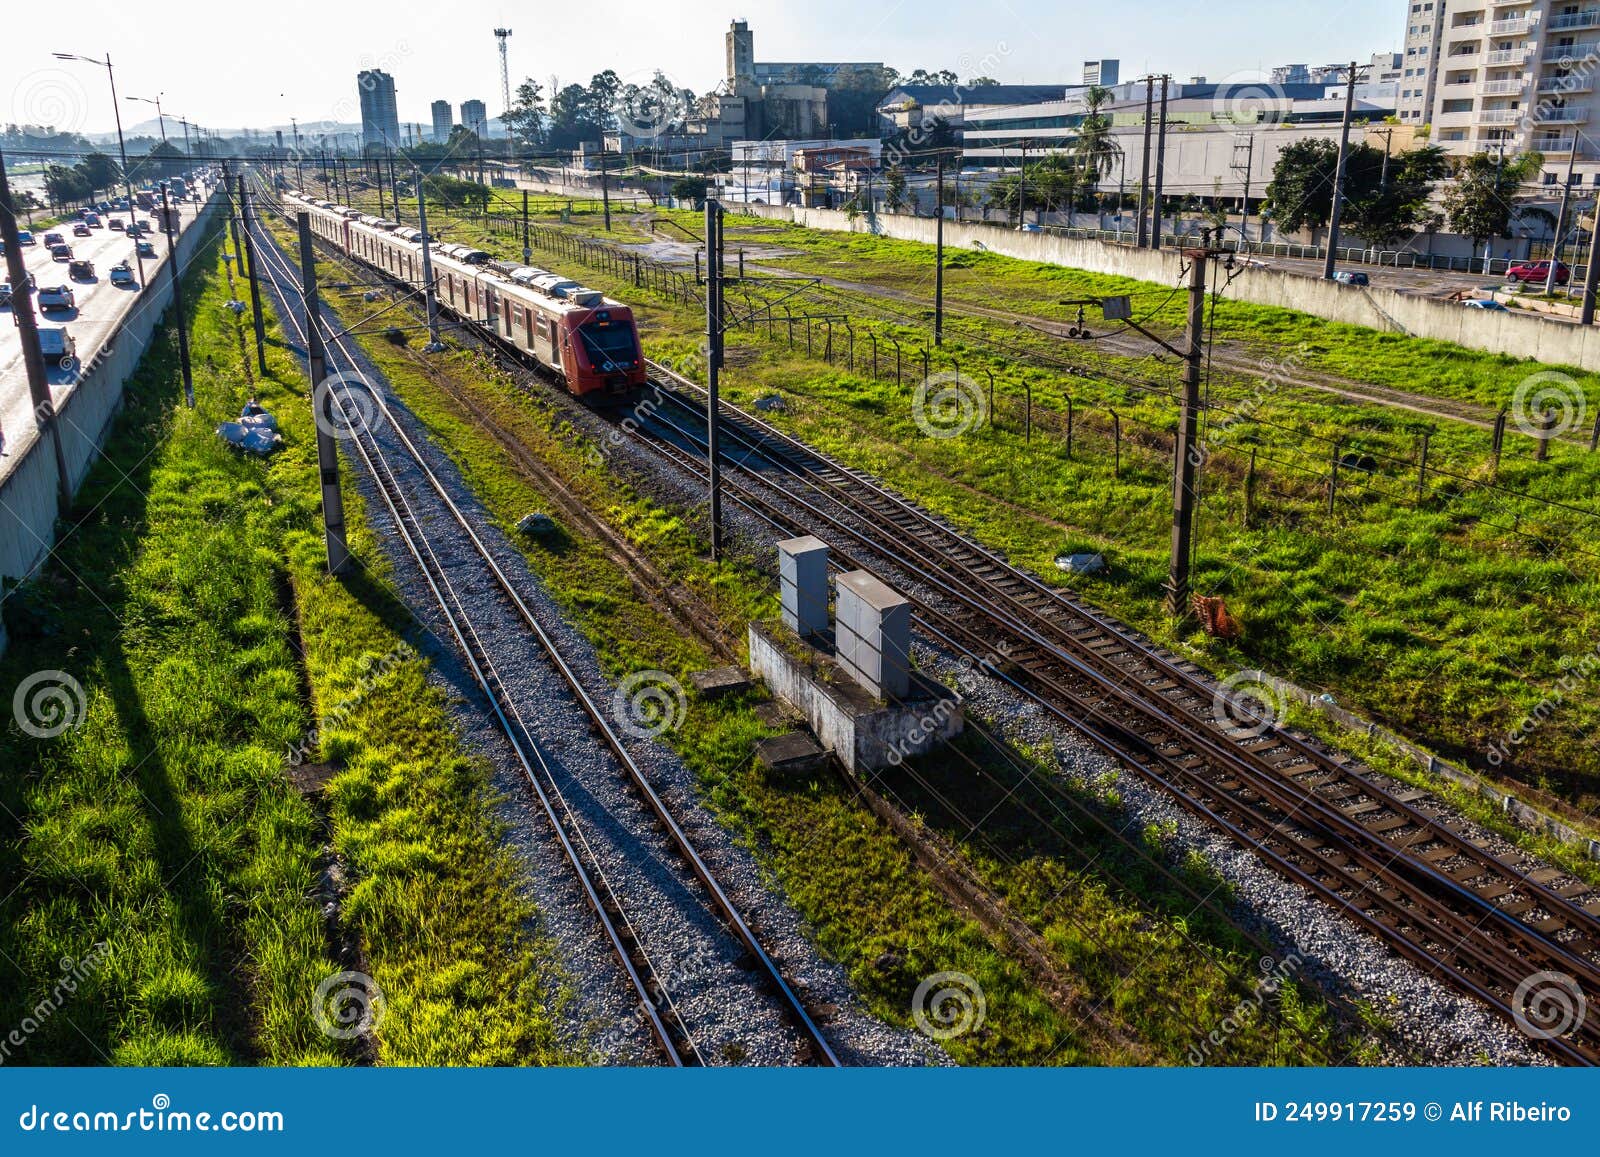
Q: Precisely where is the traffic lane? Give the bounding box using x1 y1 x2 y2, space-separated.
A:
0 198 205 472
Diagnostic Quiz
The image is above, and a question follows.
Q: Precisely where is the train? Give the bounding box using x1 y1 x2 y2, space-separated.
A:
283 190 647 397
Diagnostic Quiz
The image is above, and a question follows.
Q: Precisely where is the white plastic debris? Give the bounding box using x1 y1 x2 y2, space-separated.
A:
1054 552 1106 575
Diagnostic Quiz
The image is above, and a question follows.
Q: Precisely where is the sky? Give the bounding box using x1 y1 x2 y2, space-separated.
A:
5 0 1405 137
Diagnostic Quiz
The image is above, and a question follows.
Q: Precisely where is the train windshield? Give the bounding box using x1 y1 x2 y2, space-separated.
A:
577 318 637 366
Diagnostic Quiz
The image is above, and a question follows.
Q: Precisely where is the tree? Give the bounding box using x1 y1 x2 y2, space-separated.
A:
422 172 489 214
904 69 959 87
548 84 598 150
76 152 122 199
1073 85 1121 197
502 78 547 148
967 76 1001 87
1443 150 1543 266
1344 144 1449 248
585 70 622 132
1262 138 1340 233
884 166 908 211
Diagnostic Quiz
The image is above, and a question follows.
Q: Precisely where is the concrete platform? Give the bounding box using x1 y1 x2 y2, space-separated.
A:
748 620 962 773
754 731 828 778
689 665 752 699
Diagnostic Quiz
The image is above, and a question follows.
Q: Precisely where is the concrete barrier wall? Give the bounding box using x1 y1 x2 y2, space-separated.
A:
735 202 1600 373
0 192 226 653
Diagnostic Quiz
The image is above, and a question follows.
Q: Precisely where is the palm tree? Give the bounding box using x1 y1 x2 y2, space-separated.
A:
1072 84 1122 224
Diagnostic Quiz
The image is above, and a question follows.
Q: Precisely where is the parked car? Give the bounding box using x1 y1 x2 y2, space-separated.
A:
50 243 72 261
16 230 34 245
72 222 91 237
1332 270 1370 286
108 261 136 286
108 217 125 231
68 259 96 280
37 284 75 311
36 327 76 364
1505 259 1569 285
1462 298 1510 311
135 240 156 258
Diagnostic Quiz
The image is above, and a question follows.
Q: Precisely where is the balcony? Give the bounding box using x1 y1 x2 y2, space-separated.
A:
1531 135 1579 152
1488 46 1535 64
1479 78 1528 94
1538 74 1595 93
1477 108 1525 124
1534 105 1590 122
1489 14 1539 34
1541 42 1600 62
1489 0 1533 5
1548 9 1600 31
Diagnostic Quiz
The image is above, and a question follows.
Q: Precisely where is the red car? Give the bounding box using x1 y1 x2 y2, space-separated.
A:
1506 259 1569 285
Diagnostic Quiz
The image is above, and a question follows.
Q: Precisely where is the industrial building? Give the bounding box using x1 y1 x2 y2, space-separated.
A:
431 100 452 143
357 69 400 149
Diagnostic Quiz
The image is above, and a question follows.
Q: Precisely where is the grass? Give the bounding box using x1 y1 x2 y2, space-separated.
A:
279 215 1364 1066
0 226 568 1065
371 188 1600 823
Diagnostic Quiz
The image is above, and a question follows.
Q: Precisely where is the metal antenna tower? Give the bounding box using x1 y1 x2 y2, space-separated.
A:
494 28 513 116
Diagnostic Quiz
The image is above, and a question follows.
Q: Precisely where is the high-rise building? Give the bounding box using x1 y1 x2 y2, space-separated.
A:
357 69 400 149
462 99 488 139
1398 0 1600 172
431 100 452 143
1082 59 1120 87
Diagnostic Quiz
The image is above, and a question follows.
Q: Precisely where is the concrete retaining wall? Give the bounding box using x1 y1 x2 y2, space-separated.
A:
734 202 1600 372
0 192 226 655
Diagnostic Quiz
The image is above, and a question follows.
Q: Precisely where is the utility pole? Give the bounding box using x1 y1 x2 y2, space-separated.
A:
522 188 532 265
1151 76 1169 250
1136 76 1153 247
159 186 195 408
1547 143 1579 296
1581 197 1600 324
1323 62 1360 279
1231 133 1255 246
705 198 723 561
377 153 389 218
0 145 72 513
297 211 351 576
600 150 612 231
935 154 945 346
239 175 268 374
415 169 442 349
222 160 244 269
388 150 402 225
1165 245 1213 619
1016 140 1028 228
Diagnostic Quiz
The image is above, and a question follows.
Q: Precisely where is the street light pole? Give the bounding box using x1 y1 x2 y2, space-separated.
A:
54 51 145 286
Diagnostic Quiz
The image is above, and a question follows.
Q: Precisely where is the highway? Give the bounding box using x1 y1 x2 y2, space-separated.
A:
0 181 214 481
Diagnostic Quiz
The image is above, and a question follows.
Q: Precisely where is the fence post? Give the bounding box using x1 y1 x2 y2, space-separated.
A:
1416 430 1431 501
1245 446 1257 528
1327 438 1342 516
1535 406 1558 462
1025 381 1033 443
921 345 930 381
1111 409 1121 478
1590 409 1600 452
846 323 854 372
1065 395 1073 457
871 333 878 379
894 340 902 388
1492 408 1508 478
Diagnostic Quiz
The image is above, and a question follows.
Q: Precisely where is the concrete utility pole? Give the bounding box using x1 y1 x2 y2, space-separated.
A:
1136 77 1153 247
522 188 532 264
388 151 402 226
1547 143 1579 296
1232 133 1255 246
415 169 443 349
296 211 351 576
1323 62 1360 279
159 186 195 408
238 175 268 374
934 154 945 346
1151 76 1169 250
600 150 612 231
222 160 244 268
1581 200 1600 324
0 145 72 513
1165 245 1213 619
705 198 724 561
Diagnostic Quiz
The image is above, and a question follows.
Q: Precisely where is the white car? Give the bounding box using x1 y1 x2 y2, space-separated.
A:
37 285 76 311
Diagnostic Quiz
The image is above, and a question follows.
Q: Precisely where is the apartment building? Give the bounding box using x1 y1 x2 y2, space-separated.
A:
1400 0 1600 168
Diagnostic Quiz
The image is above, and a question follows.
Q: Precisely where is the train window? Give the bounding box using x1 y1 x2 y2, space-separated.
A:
577 318 638 366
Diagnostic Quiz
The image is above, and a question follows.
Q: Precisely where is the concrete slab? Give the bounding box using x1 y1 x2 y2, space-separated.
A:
689 665 752 699
754 731 828 778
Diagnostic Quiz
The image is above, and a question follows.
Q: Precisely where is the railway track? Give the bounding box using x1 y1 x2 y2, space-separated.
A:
621 363 1600 1066
247 204 840 1068
260 180 1598 1062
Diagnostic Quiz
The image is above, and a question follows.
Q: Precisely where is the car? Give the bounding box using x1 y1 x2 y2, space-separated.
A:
43 231 64 244
127 220 149 237
50 243 72 261
1017 222 1043 233
1332 270 1370 286
108 217 125 231
35 327 76 363
72 222 91 237
1505 259 1569 285
37 285 75 311
16 230 34 245
0 283 10 307
84 213 100 227
108 261 136 286
1462 298 1511 311
68 259 95 280
135 240 156 258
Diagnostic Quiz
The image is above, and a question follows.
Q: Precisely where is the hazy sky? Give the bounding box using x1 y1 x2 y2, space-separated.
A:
6 0 1403 136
